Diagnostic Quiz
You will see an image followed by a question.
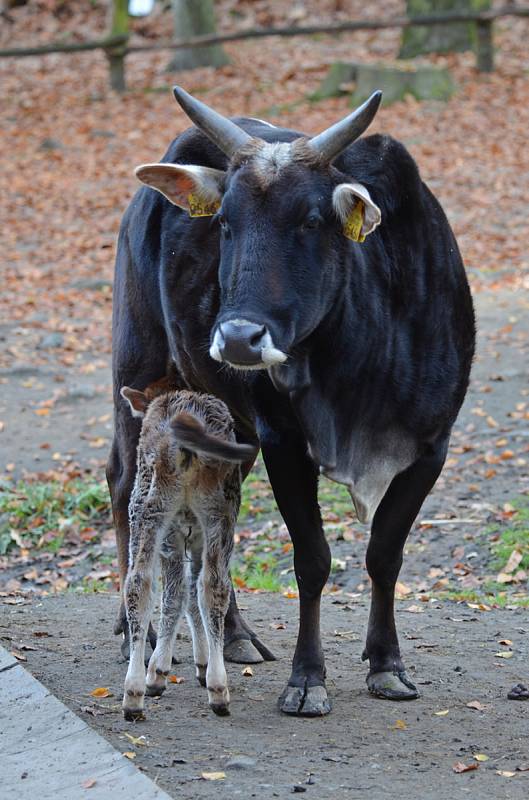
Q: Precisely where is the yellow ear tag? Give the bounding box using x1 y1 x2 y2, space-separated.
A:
187 194 221 218
343 200 366 243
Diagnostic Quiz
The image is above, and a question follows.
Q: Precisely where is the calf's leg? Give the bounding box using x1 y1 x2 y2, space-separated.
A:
363 439 448 699
122 516 160 720
197 512 234 716
186 539 209 687
261 426 331 716
146 548 186 697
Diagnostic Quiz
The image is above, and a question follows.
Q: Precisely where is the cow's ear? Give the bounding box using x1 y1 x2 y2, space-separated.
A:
121 386 149 418
333 182 381 242
134 163 225 217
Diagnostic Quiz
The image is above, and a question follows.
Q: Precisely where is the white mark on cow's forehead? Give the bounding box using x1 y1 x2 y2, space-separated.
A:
250 141 294 185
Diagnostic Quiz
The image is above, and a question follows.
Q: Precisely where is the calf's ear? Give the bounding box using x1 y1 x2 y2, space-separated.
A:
120 386 149 418
333 182 381 242
134 163 225 217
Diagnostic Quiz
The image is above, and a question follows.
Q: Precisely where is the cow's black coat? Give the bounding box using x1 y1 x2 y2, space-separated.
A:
108 118 475 713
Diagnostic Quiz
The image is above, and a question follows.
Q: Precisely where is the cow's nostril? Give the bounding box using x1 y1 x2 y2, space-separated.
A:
217 320 268 365
249 325 266 347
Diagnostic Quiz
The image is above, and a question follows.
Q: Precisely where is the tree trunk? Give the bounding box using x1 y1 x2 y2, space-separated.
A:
105 0 129 92
167 0 228 72
400 0 491 58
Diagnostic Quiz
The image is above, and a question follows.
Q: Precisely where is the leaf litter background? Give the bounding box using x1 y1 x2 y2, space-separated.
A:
1 3 529 796
0 1 528 618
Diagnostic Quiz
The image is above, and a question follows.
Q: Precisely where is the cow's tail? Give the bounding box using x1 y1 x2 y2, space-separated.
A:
170 412 257 464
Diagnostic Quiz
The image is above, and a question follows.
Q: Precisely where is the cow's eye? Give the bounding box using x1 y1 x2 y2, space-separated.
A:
301 214 320 231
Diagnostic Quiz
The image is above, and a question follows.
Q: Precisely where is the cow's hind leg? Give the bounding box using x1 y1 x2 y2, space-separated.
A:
261 425 332 717
146 545 186 697
363 439 448 700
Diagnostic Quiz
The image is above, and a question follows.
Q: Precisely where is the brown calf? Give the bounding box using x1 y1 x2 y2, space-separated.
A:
120 386 256 719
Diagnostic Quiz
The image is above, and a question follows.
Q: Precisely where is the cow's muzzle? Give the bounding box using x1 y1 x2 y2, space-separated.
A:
210 319 287 370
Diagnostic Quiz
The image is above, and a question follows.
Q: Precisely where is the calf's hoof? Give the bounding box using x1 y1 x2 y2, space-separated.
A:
210 701 231 717
145 667 168 697
195 664 207 687
279 683 331 717
367 670 419 700
122 690 146 721
123 707 146 721
208 685 230 716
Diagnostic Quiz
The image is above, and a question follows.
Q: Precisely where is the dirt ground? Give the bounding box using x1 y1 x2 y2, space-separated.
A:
1 591 528 799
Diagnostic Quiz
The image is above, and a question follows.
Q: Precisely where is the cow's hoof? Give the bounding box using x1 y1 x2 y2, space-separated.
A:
279 684 331 717
367 670 419 700
224 637 264 664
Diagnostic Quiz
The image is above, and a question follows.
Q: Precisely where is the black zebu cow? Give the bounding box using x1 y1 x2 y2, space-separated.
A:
107 87 475 716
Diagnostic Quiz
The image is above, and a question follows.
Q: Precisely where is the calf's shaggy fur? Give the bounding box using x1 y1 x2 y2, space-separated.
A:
120 386 256 719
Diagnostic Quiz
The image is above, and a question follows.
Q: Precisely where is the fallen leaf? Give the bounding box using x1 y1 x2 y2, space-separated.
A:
283 589 298 599
242 666 254 677
393 719 407 730
90 687 113 698
503 550 523 574
34 408 50 416
466 700 487 711
81 779 96 788
516 764 529 772
168 675 185 684
496 770 516 777
201 772 226 781
495 651 513 659
453 761 478 773
11 650 27 662
498 639 513 646
122 751 136 760
404 604 424 613
474 754 490 762
124 733 147 747
434 709 449 716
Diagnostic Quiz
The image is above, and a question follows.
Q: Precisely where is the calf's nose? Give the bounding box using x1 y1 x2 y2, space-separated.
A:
217 321 268 365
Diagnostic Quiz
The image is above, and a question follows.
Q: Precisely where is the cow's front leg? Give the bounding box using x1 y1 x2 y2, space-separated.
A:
363 439 448 700
261 427 331 716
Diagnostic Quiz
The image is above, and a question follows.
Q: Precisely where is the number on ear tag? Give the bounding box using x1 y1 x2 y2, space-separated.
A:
187 194 221 218
343 200 366 242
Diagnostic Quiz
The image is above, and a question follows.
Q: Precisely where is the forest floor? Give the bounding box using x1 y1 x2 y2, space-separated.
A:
1 1 528 797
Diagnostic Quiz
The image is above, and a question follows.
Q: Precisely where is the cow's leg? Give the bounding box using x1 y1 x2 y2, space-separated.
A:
196 510 234 716
362 439 448 700
261 427 332 716
145 545 186 697
122 516 160 721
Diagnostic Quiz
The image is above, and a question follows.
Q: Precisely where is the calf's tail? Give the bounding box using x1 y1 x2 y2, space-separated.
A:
170 412 258 464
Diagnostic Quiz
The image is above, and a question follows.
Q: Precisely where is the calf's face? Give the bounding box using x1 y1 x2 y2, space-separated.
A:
135 88 382 370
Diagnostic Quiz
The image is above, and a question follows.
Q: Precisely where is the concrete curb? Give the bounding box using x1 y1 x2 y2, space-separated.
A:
0 645 172 799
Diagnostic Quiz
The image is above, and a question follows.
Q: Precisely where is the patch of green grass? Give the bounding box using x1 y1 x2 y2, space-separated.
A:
489 499 529 573
438 588 529 608
231 552 283 593
0 478 110 555
79 579 112 594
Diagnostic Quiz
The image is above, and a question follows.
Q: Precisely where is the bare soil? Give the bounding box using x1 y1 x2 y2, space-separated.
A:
1 591 529 799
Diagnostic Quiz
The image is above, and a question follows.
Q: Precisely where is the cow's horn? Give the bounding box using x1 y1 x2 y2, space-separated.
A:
308 91 382 163
173 86 253 158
